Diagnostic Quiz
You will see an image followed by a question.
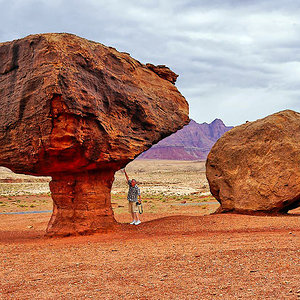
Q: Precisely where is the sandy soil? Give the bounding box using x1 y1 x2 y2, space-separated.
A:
0 160 209 197
113 160 208 195
0 211 300 299
0 161 300 299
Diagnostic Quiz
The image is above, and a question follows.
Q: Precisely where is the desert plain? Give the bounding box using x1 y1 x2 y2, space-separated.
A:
0 160 299 299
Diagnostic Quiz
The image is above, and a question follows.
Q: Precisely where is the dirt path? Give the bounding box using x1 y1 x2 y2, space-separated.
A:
1 212 299 299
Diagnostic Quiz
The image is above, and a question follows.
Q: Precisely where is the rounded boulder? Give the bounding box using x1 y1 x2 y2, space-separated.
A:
206 110 300 214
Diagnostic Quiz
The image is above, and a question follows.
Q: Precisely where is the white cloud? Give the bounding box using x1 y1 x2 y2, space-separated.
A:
1 0 300 126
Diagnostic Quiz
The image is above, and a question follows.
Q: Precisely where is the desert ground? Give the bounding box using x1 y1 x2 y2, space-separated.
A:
0 160 299 299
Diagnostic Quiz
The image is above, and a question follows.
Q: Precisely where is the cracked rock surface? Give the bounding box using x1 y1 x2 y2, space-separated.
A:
0 33 189 235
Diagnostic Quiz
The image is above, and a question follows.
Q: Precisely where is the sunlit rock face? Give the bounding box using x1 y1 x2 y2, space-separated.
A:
0 33 189 236
206 110 300 215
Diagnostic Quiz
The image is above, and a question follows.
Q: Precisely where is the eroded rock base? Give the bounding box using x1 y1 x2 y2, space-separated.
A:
46 170 117 236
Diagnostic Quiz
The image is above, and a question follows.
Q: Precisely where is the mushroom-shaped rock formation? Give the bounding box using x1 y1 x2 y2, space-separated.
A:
206 110 300 214
0 33 189 236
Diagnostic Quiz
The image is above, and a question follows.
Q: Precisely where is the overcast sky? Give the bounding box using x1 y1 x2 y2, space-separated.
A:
1 0 300 126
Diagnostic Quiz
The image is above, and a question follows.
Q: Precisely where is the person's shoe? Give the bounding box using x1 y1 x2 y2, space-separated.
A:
130 221 136 225
135 220 141 225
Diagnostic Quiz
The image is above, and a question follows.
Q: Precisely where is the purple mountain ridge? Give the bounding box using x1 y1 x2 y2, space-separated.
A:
138 119 233 160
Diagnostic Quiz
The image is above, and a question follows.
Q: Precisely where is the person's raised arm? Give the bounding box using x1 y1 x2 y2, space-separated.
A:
122 168 129 182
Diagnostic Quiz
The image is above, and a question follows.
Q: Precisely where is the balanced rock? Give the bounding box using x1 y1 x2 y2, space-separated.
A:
206 110 300 214
0 33 189 235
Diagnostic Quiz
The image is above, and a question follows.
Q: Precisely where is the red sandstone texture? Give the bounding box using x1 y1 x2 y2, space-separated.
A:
0 33 189 235
206 110 300 214
145 63 178 84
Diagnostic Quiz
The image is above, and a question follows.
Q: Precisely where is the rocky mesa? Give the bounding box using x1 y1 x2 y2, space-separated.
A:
0 33 189 235
138 119 233 160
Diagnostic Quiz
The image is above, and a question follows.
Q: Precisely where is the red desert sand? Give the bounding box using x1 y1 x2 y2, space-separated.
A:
1 205 299 299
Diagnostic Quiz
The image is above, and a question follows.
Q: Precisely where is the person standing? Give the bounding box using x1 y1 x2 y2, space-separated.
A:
122 169 142 225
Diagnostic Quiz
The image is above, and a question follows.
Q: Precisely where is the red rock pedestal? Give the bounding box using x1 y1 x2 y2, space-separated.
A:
0 33 189 236
46 170 117 236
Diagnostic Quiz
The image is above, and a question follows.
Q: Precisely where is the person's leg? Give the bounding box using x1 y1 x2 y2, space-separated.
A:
129 202 135 224
134 203 141 225
134 212 139 221
131 211 135 221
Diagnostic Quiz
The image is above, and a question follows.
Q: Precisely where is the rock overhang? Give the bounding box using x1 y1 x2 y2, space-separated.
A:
0 33 189 235
0 33 189 176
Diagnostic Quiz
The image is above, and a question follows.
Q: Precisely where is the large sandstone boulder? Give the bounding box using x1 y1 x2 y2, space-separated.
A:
206 110 300 214
0 33 189 235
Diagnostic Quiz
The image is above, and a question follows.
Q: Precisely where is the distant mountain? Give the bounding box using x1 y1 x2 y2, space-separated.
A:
138 119 233 160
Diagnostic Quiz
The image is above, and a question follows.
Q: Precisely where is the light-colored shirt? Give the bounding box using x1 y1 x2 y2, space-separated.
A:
127 180 140 202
